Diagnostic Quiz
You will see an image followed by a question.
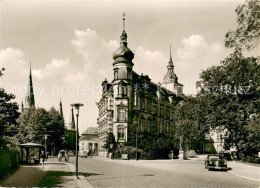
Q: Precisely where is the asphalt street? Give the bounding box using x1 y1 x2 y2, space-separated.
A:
71 157 260 188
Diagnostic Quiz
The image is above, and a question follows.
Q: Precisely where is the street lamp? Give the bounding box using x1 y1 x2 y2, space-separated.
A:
71 103 84 179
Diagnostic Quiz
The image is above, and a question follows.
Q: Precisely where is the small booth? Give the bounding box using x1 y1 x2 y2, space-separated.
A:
19 143 44 164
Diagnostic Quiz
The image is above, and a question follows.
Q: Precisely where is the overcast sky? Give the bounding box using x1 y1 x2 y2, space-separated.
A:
1 0 258 133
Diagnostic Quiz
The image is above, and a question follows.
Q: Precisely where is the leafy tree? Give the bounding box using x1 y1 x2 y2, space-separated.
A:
197 50 260 159
0 88 20 148
103 132 116 150
225 0 260 50
173 96 210 154
17 107 65 154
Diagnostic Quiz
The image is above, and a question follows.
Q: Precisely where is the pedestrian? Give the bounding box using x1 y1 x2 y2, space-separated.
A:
58 151 62 161
46 151 49 159
40 151 46 167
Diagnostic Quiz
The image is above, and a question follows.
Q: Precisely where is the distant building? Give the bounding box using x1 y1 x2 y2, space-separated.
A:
96 14 183 157
79 127 98 156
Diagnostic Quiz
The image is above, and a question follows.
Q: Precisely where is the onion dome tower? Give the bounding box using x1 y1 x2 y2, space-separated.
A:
113 12 134 82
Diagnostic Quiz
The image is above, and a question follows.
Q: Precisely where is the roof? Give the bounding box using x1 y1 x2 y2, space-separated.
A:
19 143 44 147
81 127 98 135
79 135 98 141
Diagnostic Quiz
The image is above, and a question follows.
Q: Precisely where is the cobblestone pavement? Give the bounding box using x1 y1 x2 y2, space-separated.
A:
73 157 259 188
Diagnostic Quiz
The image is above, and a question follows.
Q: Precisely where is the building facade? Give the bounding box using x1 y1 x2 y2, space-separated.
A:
79 127 98 156
97 15 183 157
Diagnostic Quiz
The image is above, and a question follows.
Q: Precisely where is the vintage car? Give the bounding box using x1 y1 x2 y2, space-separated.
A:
80 151 88 158
186 150 196 158
205 154 228 171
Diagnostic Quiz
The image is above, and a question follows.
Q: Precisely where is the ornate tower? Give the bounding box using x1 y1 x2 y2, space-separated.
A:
112 12 134 142
162 46 183 94
25 63 35 109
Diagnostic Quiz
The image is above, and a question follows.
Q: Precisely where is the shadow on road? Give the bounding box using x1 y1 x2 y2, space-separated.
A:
82 172 103 177
37 171 73 187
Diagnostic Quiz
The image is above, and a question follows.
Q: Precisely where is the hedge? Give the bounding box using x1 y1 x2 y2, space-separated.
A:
0 149 19 181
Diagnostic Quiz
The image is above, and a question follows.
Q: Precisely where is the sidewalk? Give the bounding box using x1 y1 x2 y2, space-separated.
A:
0 157 93 187
227 161 260 182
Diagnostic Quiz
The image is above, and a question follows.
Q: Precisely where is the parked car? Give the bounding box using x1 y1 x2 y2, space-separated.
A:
205 154 228 171
186 150 196 158
80 151 88 158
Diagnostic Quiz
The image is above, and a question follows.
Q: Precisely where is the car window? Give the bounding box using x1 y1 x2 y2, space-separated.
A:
209 156 219 160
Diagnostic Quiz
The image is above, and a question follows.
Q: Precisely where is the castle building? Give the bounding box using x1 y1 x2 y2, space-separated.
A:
97 14 183 157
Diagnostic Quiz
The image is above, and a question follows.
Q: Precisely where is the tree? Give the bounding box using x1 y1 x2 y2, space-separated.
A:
103 132 116 150
173 96 210 154
0 88 20 148
225 0 260 50
197 50 260 159
17 107 65 154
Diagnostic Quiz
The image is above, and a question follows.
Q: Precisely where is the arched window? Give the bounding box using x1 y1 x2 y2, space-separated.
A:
117 108 126 122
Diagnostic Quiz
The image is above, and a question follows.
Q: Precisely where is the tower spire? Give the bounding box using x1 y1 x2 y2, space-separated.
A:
167 45 174 69
68 107 75 130
59 98 63 119
25 61 35 108
120 12 127 44
122 11 126 31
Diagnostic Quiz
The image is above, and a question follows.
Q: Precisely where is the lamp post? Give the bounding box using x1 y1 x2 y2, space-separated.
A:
71 103 84 179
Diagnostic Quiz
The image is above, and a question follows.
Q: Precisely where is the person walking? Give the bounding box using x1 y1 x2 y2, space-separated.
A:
40 151 46 167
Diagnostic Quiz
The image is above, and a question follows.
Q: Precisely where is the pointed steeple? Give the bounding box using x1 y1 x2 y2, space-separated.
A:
21 100 24 113
25 62 35 108
59 99 63 118
167 45 174 69
68 107 75 130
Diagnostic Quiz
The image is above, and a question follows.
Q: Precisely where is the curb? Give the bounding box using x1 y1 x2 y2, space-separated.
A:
66 162 93 188
227 171 260 182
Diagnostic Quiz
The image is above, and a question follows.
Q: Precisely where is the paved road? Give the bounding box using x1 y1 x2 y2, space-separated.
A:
71 157 259 188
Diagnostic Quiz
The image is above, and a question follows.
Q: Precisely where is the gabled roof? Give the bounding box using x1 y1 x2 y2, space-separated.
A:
81 127 98 135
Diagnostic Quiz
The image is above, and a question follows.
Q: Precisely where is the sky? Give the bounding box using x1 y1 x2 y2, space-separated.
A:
1 0 258 134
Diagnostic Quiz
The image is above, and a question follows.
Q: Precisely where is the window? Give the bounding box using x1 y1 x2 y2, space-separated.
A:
160 120 163 133
147 100 152 112
141 99 145 111
127 68 131 79
160 105 164 117
166 121 170 133
114 68 118 80
147 120 152 133
140 119 145 132
118 108 126 122
118 128 125 139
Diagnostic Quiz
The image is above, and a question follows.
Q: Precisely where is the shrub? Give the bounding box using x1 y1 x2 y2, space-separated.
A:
246 156 255 163
0 149 19 182
254 158 260 164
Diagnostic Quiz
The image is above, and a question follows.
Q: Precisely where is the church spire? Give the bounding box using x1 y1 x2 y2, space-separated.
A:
21 100 24 113
68 107 75 130
25 62 35 108
167 45 174 69
59 98 63 118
